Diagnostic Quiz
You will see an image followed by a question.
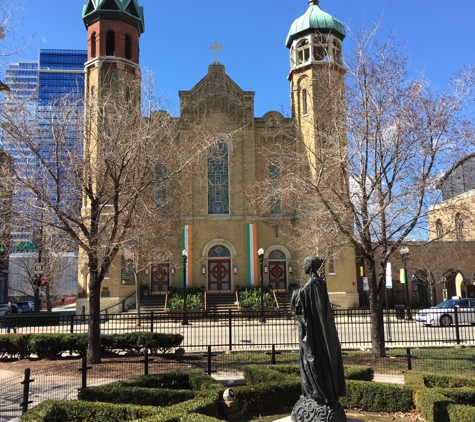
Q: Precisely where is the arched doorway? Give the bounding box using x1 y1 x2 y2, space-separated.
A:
208 245 231 293
268 250 288 291
443 269 466 299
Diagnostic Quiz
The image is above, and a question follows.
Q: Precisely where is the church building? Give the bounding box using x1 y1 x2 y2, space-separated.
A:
77 0 359 313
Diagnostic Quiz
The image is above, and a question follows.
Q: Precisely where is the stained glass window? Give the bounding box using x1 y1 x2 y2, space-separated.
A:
269 250 285 259
208 245 231 257
208 142 229 214
155 164 167 215
269 163 282 216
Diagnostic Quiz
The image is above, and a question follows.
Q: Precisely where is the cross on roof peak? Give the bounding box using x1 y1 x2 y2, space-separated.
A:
210 40 224 64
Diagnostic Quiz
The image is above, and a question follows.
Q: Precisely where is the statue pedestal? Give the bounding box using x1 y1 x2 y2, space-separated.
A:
274 417 364 422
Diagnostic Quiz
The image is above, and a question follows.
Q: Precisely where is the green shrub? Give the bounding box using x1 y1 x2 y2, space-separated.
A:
28 334 88 359
446 403 475 421
344 365 374 381
0 334 31 358
415 389 453 422
238 287 274 309
236 379 301 413
0 332 182 359
340 380 414 413
79 386 196 407
169 288 204 310
20 400 160 422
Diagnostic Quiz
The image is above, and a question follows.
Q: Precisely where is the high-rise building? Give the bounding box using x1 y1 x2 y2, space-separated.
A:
2 49 87 298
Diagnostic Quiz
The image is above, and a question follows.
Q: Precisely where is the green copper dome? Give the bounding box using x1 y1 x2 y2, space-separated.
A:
286 1 345 48
83 0 145 34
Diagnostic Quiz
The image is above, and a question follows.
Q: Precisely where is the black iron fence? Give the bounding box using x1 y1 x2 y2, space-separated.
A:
1 345 475 421
2 308 475 350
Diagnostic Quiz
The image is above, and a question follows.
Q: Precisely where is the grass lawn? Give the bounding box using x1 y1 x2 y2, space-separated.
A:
225 346 475 377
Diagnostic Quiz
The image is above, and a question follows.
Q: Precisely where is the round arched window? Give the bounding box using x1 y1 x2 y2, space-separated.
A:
269 250 286 260
208 245 231 257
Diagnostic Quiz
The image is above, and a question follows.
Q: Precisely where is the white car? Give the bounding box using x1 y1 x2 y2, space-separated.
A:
416 297 475 327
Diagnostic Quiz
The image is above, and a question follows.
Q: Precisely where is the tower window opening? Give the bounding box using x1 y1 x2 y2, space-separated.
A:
331 38 342 64
302 89 308 115
455 213 464 241
436 219 444 240
106 31 115 56
313 34 329 61
91 32 97 58
296 39 310 65
125 34 132 60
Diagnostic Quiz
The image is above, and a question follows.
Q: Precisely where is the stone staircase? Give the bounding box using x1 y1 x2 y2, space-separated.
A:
275 292 292 315
140 294 167 312
206 293 239 312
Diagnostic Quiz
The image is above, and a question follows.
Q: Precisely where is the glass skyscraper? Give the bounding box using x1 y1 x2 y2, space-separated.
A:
2 49 87 298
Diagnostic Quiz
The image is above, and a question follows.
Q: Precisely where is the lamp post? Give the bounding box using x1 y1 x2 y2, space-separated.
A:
182 249 188 325
258 247 266 323
399 246 412 321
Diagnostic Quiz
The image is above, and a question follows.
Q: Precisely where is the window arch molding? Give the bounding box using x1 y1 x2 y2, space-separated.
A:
264 245 291 261
200 239 237 260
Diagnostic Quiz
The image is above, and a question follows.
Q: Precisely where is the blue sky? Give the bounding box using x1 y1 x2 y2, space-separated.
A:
4 0 475 117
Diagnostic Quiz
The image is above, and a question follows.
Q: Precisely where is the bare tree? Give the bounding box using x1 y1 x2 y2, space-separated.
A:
0 70 218 363
257 26 475 358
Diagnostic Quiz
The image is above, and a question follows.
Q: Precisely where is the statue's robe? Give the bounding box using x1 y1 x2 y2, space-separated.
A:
291 274 346 404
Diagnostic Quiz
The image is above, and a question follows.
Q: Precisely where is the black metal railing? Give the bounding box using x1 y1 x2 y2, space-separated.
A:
1 307 475 350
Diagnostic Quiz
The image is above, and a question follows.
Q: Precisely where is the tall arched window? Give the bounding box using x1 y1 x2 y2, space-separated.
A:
208 141 229 215
302 89 308 115
269 163 282 216
91 32 97 58
455 213 464 241
154 164 167 215
436 219 444 240
125 34 132 60
106 31 115 56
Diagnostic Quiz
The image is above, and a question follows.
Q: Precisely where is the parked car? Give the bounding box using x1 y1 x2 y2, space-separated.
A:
416 297 475 327
0 303 21 316
17 301 34 313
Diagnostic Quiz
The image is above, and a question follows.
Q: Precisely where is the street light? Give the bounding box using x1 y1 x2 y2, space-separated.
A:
399 246 412 321
182 249 189 325
258 247 266 323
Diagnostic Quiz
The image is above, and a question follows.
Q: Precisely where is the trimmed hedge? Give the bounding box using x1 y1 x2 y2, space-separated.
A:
340 381 414 413
238 365 407 414
20 400 160 422
242 364 373 385
0 332 183 359
408 371 475 422
22 370 223 422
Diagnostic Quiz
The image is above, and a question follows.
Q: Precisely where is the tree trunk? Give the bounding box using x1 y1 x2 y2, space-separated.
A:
87 272 102 364
45 283 52 312
365 259 386 358
135 272 141 327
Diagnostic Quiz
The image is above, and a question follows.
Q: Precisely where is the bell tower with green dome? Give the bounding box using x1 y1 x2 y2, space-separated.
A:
286 0 346 164
287 1 358 307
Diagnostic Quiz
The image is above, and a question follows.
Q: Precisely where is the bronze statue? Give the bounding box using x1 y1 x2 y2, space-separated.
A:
290 256 346 422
